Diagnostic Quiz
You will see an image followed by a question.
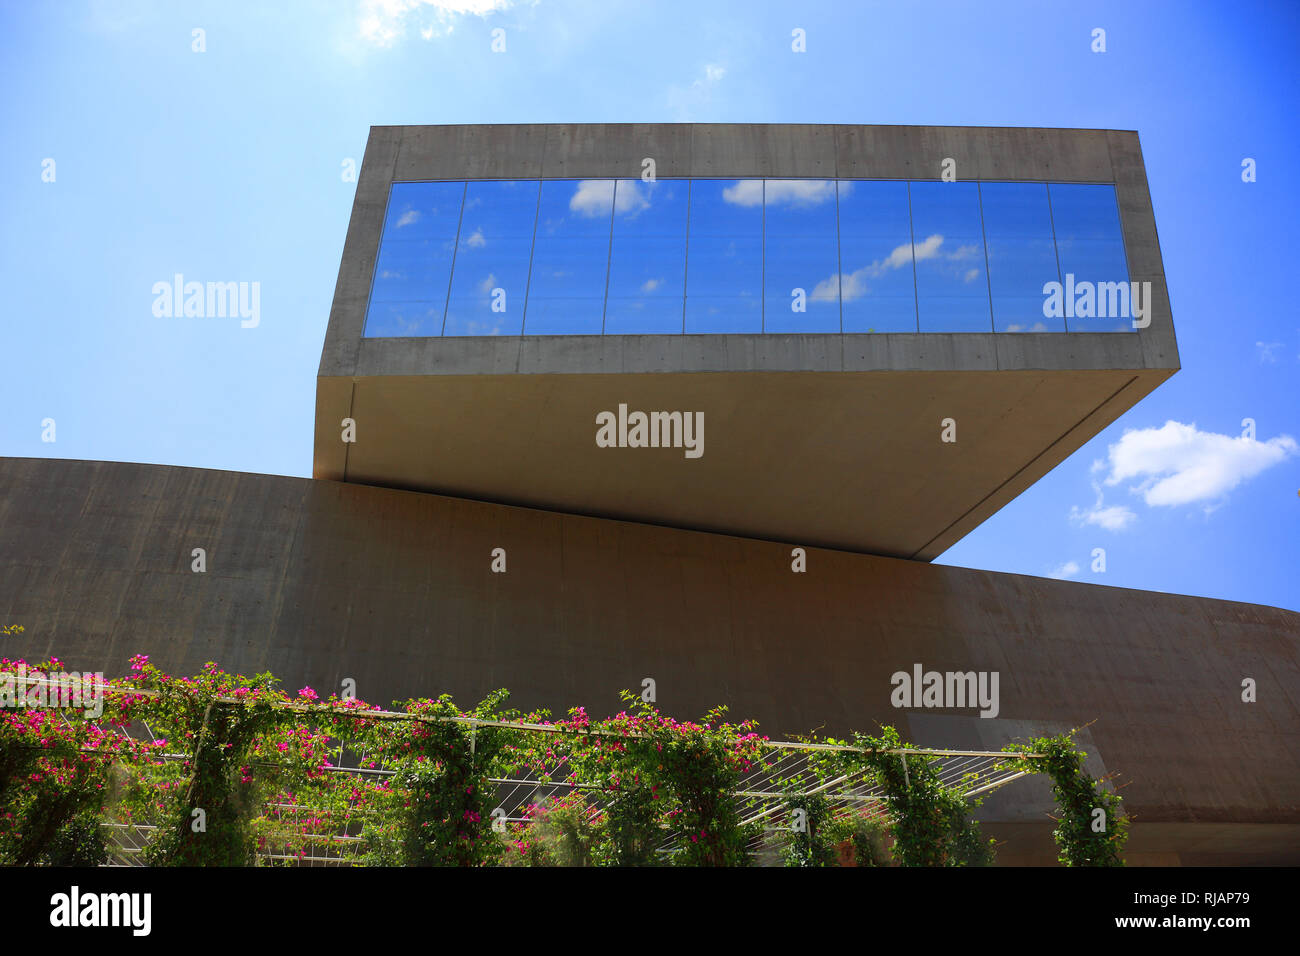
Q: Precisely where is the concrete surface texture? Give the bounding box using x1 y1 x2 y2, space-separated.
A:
2 457 1296 864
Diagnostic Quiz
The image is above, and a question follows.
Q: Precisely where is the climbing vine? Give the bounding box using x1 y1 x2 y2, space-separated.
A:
359 689 520 867
810 726 994 867
110 656 335 866
540 693 766 866
1000 732 1127 866
781 788 838 867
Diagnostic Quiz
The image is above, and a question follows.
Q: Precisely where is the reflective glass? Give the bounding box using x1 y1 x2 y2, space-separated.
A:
837 180 917 332
605 179 688 334
444 179 538 336
685 179 763 333
524 179 613 334
1050 184 1131 332
365 176 1135 338
981 182 1063 332
365 181 464 336
909 181 991 332
763 179 840 333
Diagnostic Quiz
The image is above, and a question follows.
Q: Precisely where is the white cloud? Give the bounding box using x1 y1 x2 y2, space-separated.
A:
358 0 520 46
1070 500 1137 531
478 273 497 294
640 278 661 294
570 181 614 217
1048 561 1080 580
809 274 841 303
811 234 943 303
1070 475 1138 531
569 179 650 218
1256 341 1283 364
395 209 420 228
667 62 727 119
613 181 650 216
1099 421 1297 509
720 180 762 207
807 230 991 303
465 228 486 248
766 180 834 206
722 179 837 208
386 306 440 335
906 234 944 265
1005 322 1049 332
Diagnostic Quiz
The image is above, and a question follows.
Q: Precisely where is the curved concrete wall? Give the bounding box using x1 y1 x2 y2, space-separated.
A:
1 457 1297 864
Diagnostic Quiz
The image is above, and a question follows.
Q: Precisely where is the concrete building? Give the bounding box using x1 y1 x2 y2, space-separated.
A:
2 124 1297 864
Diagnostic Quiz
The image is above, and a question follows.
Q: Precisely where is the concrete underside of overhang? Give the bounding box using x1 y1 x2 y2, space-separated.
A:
2 457 1297 865
315 364 1172 560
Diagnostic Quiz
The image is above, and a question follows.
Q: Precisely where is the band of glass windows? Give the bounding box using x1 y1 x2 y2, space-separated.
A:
364 178 1132 337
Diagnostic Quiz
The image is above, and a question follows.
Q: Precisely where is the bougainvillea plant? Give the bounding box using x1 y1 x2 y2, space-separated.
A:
109 657 337 866
358 689 521 867
543 692 769 866
0 657 129 866
2 653 1120 868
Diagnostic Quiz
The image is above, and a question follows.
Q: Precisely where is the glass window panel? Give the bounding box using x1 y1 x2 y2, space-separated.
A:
837 180 916 332
371 237 453 305
980 181 1054 239
909 181 991 333
1050 184 1131 332
980 183 1063 332
763 179 839 333
365 301 448 338
1055 238 1133 332
685 179 763 333
365 181 464 337
604 179 688 334
1048 183 1124 241
444 179 538 336
993 295 1061 333
988 239 1064 331
379 181 465 240
523 179 613 334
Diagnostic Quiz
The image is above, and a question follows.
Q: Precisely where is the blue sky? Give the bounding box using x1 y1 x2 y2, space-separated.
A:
2 0 1297 611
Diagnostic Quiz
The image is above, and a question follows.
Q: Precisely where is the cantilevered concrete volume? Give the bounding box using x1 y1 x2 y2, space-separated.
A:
315 124 1177 560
